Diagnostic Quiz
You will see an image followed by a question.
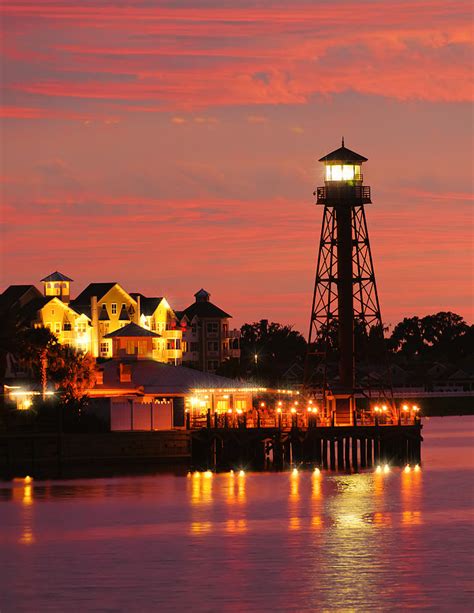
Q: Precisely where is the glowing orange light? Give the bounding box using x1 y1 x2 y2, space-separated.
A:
260 401 265 408
277 408 282 414
402 405 409 412
404 465 411 473
291 408 296 414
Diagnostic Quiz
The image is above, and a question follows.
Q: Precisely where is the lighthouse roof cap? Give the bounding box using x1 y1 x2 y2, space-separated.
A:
319 144 368 163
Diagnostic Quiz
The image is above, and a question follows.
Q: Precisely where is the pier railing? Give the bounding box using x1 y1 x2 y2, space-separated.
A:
187 410 420 431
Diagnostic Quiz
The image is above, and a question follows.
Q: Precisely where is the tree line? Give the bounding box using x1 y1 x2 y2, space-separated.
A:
217 312 473 385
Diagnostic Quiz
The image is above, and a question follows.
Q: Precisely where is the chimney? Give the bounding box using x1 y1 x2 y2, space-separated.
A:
91 295 99 357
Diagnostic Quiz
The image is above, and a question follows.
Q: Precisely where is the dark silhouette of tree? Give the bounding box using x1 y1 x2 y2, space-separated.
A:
238 319 307 385
389 312 469 360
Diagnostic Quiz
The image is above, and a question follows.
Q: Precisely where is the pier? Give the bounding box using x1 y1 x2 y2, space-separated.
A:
189 410 422 472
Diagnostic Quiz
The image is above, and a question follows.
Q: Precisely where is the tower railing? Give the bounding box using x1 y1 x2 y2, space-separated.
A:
316 185 371 205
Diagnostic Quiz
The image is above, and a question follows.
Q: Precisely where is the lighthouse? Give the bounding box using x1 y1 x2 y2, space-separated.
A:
306 139 390 425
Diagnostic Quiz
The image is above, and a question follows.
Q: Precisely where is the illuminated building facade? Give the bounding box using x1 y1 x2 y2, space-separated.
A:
177 289 240 373
0 275 239 371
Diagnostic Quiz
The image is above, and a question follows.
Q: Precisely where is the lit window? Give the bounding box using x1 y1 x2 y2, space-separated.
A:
111 303 117 315
326 164 358 181
100 342 109 356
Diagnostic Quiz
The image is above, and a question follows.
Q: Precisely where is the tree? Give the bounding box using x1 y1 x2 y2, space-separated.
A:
47 346 97 406
238 319 307 385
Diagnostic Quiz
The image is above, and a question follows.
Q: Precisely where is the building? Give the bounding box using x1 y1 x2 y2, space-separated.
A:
0 274 240 371
70 282 140 358
178 289 240 373
133 294 182 364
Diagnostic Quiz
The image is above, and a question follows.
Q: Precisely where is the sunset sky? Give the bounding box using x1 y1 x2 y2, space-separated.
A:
1 0 472 333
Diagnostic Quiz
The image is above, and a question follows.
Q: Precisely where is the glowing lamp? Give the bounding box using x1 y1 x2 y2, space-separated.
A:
402 405 409 412
277 408 282 414
291 408 297 414
260 402 266 408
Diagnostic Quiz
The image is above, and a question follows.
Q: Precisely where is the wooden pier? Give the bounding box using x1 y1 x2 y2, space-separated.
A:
191 423 422 472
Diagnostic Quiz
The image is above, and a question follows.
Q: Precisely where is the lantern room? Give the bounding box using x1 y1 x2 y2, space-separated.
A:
319 138 368 184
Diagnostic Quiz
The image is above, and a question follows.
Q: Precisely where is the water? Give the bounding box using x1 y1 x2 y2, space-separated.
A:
1 416 473 612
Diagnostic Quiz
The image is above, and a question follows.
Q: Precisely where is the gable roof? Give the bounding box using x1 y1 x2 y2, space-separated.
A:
131 294 165 316
73 283 117 304
119 304 131 321
0 285 43 312
40 271 73 282
103 322 161 338
98 305 110 320
18 296 88 324
182 301 231 320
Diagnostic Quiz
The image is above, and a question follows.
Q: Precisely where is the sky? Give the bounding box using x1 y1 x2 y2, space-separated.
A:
1 0 473 333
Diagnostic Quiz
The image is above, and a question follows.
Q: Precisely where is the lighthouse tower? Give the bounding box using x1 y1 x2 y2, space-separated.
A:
306 140 390 425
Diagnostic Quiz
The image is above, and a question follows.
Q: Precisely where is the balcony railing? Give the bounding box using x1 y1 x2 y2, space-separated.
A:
316 185 371 205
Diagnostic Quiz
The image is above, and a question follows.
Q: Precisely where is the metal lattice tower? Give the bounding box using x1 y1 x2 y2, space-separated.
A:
305 140 393 424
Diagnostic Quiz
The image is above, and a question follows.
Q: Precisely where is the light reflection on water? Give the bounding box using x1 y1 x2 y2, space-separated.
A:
0 416 473 612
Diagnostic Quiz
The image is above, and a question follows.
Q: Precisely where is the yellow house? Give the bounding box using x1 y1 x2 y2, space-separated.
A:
24 296 92 352
133 294 183 365
71 283 139 358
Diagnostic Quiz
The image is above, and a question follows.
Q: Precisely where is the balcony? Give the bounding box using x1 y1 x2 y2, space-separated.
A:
163 329 182 340
316 185 371 206
166 349 182 361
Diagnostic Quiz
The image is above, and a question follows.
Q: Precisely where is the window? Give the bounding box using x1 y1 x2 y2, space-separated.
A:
207 341 218 351
223 323 228 336
95 371 104 385
54 322 61 334
76 322 87 335
207 360 218 371
138 340 148 356
191 324 197 334
45 322 52 330
190 342 199 352
151 320 156 331
206 322 218 334
235 399 247 410
111 303 117 315
126 341 136 355
63 322 72 331
100 342 109 356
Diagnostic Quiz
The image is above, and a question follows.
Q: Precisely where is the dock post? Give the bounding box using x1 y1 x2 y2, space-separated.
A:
214 412 218 429
352 436 358 472
322 438 329 469
360 437 366 468
366 437 373 467
337 438 344 470
330 439 336 471
374 433 380 465
345 437 351 472
206 409 211 429
186 411 190 430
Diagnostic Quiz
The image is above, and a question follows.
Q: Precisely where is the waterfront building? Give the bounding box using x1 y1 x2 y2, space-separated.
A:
0 274 240 371
177 289 240 373
132 294 182 365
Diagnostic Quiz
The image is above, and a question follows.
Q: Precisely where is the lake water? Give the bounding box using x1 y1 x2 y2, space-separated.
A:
1 416 473 612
